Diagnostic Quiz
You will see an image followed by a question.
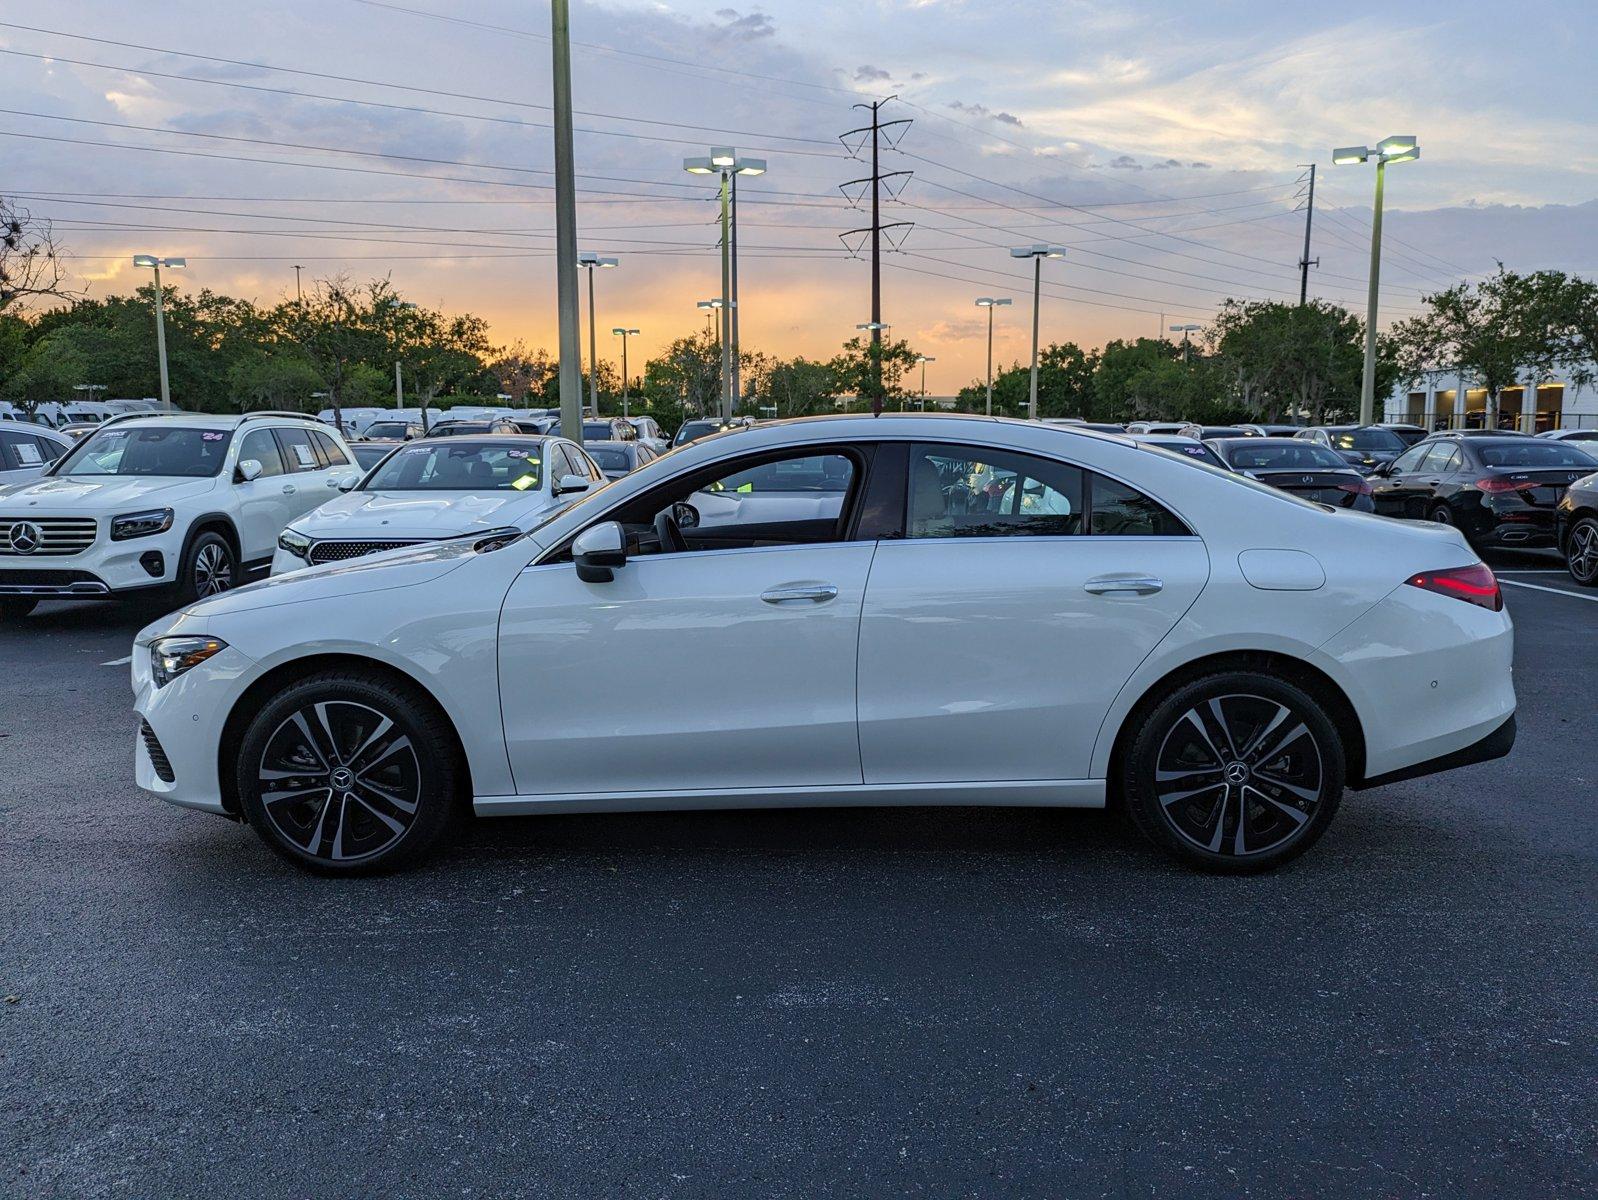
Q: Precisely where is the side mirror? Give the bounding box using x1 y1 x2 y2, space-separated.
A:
335 471 361 492
236 459 263 483
573 521 626 583
555 473 591 495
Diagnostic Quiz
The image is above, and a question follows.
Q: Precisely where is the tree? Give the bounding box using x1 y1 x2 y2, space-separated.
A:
829 335 919 410
1391 266 1583 429
957 342 1097 418
0 198 79 313
760 357 839 417
227 350 325 411
1212 300 1370 424
641 329 721 429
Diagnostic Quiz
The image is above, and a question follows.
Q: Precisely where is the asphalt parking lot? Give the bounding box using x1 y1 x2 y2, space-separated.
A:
2 547 1594 1199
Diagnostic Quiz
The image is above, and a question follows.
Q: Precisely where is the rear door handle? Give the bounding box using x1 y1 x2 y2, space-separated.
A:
1084 576 1163 596
281 484 297 495
760 585 838 604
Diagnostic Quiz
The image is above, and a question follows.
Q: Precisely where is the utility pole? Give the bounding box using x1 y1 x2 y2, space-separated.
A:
1296 164 1319 305
551 0 583 446
840 98 912 417
293 264 303 304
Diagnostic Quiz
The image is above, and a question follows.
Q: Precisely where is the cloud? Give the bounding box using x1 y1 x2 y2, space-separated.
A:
710 9 776 40
1106 154 1141 170
853 65 892 83
948 100 1024 128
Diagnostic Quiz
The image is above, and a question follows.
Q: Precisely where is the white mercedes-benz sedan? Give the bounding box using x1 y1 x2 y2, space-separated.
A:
131 415 1516 875
269 435 605 574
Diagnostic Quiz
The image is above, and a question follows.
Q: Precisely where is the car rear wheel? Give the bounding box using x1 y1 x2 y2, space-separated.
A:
236 671 459 874
1428 503 1454 526
0 598 39 620
1123 672 1345 873
1566 516 1598 587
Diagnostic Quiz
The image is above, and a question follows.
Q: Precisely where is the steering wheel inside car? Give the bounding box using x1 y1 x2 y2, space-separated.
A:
653 508 688 554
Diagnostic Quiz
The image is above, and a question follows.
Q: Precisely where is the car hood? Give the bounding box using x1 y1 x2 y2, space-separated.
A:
0 474 217 513
287 488 559 539
175 536 486 619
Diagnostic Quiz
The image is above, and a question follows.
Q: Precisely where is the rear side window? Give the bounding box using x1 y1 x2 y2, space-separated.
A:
274 427 322 472
311 430 352 468
34 435 66 463
237 428 286 478
1090 474 1189 535
0 431 30 470
908 444 1083 538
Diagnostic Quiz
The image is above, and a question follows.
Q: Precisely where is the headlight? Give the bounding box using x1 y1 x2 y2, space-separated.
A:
111 508 174 541
277 529 312 559
151 635 228 688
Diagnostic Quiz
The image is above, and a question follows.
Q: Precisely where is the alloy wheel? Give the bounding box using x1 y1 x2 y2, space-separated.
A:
1154 694 1325 858
256 700 421 863
1569 520 1598 584
194 542 234 597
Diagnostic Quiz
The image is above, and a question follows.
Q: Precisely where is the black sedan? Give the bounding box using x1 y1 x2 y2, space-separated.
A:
1370 435 1598 547
1210 438 1374 510
1294 424 1409 473
1556 469 1598 586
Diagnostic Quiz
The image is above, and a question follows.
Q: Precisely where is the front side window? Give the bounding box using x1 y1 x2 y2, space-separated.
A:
908 444 1082 538
363 441 544 491
1389 444 1432 474
237 428 286 478
60 426 232 478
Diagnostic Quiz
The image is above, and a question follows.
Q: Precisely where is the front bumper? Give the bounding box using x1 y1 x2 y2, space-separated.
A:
0 528 185 595
133 640 259 815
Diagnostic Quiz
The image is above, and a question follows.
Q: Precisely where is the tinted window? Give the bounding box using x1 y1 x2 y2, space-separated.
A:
365 442 544 491
908 444 1082 538
0 431 30 471
1418 443 1459 473
364 421 411 440
587 446 632 471
1090 474 1189 536
61 427 232 477
34 434 66 463
312 430 352 468
237 428 286 478
1330 427 1405 452
1221 441 1349 470
1478 442 1598 468
686 452 856 536
1389 444 1432 474
274 427 323 473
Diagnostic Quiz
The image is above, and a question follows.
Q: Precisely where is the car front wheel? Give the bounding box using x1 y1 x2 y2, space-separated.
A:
1566 515 1598 587
178 530 238 605
236 671 459 873
1123 672 1345 872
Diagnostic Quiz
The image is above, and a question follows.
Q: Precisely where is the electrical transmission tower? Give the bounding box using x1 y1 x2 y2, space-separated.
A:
1296 163 1319 304
840 97 913 415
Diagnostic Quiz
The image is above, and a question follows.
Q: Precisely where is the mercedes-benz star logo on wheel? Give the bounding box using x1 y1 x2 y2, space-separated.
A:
8 521 41 554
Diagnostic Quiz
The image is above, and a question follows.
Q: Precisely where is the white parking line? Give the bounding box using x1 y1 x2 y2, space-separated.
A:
100 655 132 667
1496 569 1567 574
1501 579 1598 603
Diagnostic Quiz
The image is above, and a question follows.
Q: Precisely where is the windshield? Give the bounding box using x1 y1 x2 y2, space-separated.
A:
59 426 232 477
1331 428 1404 452
363 441 545 491
675 421 721 445
586 446 633 471
1221 441 1349 470
1479 442 1598 468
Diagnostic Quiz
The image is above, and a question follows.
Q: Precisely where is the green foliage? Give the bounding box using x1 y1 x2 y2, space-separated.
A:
956 342 1098 418
1212 299 1372 424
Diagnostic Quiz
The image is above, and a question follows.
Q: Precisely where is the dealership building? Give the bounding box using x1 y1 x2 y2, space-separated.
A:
1385 362 1598 433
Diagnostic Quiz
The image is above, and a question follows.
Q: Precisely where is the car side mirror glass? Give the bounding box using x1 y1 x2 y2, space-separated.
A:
236 458 263 483
555 473 591 495
573 520 626 583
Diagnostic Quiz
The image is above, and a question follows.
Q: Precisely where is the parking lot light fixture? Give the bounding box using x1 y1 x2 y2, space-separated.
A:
1009 247 1067 421
576 253 618 427
1335 134 1421 424
1169 323 1202 365
914 354 935 411
131 254 186 412
685 148 767 421
974 297 1013 417
611 327 640 419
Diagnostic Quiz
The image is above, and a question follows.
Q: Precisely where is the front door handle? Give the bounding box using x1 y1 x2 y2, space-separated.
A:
1084 575 1163 596
760 585 838 604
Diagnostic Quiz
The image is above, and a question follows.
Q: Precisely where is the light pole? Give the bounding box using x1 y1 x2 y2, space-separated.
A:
1333 135 1420 425
132 254 185 412
1169 323 1201 365
914 354 935 411
974 297 1012 417
1009 246 1066 421
697 300 729 417
612 327 639 418
684 149 765 418
577 252 618 425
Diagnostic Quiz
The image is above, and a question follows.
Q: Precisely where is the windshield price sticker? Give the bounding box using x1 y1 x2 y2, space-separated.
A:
202 431 227 441
15 443 42 464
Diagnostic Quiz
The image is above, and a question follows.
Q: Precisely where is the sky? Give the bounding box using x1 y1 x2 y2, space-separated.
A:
4 0 1596 393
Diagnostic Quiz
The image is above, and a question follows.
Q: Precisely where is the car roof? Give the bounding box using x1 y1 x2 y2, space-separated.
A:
93 412 325 432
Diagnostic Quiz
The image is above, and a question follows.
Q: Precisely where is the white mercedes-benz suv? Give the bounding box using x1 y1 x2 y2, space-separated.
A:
131 415 1516 875
270 434 605 574
0 412 359 618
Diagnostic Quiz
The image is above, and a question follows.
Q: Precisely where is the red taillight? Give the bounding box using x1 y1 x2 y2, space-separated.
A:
1475 477 1536 494
1337 478 1373 496
1405 564 1503 611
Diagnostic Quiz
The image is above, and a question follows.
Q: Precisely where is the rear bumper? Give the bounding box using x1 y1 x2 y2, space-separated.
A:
1355 712 1515 790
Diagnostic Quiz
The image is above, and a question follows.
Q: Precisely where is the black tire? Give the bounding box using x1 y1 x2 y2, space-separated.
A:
1566 515 1598 587
177 529 238 605
0 598 39 620
1123 671 1345 873
236 670 459 874
1428 502 1454 526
